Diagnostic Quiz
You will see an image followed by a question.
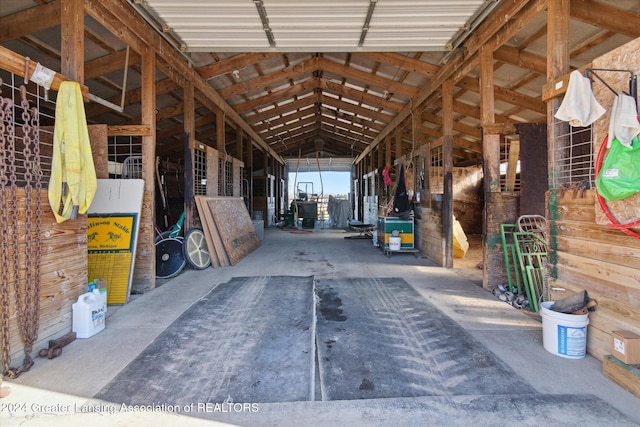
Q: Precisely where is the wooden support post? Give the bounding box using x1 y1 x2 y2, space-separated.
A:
216 110 225 153
247 140 254 213
183 81 195 230
237 126 244 168
480 45 499 193
216 110 226 194
395 128 403 164
60 0 84 82
479 44 505 290
385 134 392 167
442 80 454 268
136 48 156 292
547 0 570 187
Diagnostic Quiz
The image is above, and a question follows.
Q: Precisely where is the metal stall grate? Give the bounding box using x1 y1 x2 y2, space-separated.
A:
225 160 233 196
108 136 143 178
0 71 57 185
429 145 444 194
193 147 206 196
550 106 594 190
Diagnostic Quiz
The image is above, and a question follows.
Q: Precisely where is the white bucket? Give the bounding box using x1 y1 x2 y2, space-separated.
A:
72 290 107 338
540 301 589 359
389 236 401 251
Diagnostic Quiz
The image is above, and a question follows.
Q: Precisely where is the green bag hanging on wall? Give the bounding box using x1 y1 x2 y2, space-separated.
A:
596 136 640 202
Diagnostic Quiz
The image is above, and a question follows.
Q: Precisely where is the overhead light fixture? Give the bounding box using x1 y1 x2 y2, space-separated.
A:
232 69 240 79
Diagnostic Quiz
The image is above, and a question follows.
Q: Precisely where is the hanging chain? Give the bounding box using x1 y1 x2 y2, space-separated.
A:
16 86 40 372
0 87 42 378
0 92 14 376
4 87 21 377
31 101 43 347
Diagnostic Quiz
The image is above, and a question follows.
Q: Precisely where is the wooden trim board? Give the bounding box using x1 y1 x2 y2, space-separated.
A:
603 355 640 399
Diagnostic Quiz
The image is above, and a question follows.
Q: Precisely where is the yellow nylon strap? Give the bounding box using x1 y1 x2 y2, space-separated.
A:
48 81 97 223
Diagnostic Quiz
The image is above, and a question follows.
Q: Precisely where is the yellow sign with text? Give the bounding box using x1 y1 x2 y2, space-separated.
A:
87 216 135 251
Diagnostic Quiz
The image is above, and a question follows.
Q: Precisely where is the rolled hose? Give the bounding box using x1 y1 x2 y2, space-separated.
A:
594 134 640 239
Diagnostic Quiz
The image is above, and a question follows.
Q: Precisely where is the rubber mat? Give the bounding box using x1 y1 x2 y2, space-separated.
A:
96 276 315 405
315 277 537 400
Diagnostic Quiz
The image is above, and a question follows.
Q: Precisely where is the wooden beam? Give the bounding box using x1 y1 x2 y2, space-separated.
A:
480 45 500 193
253 105 316 133
317 115 378 140
570 0 640 38
245 95 319 124
482 123 517 135
354 0 544 164
458 76 546 114
184 81 195 230
84 0 282 164
395 128 402 161
139 48 156 290
318 57 419 99
442 79 454 139
0 1 61 43
85 73 180 120
60 0 84 82
218 57 317 98
548 0 571 82
494 45 546 75
107 125 152 136
320 79 404 113
232 79 318 114
197 52 281 80
0 45 89 99
320 95 393 126
355 52 440 79
421 111 481 140
261 113 319 141
216 109 225 153
85 49 141 81
548 0 571 190
443 134 453 268
156 113 215 147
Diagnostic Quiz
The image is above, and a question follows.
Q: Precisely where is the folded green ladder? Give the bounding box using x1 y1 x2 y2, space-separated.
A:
500 224 523 295
513 232 548 313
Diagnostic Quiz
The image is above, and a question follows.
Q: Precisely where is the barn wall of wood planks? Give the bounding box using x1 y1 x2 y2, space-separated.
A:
547 37 640 360
3 189 88 368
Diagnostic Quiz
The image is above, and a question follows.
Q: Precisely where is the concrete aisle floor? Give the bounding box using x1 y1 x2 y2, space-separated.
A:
2 227 639 426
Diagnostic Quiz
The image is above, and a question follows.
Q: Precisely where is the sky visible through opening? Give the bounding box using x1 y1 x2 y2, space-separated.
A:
288 171 351 198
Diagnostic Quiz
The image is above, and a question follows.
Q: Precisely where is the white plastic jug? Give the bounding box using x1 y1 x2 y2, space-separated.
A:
72 290 106 338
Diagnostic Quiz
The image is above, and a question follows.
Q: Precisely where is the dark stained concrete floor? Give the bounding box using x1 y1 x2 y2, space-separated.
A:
4 227 640 426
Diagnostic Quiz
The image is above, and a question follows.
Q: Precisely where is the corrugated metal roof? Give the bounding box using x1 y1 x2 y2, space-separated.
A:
135 0 495 52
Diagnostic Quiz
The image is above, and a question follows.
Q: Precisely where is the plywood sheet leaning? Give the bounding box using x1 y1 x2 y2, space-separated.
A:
196 196 260 265
194 196 225 268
